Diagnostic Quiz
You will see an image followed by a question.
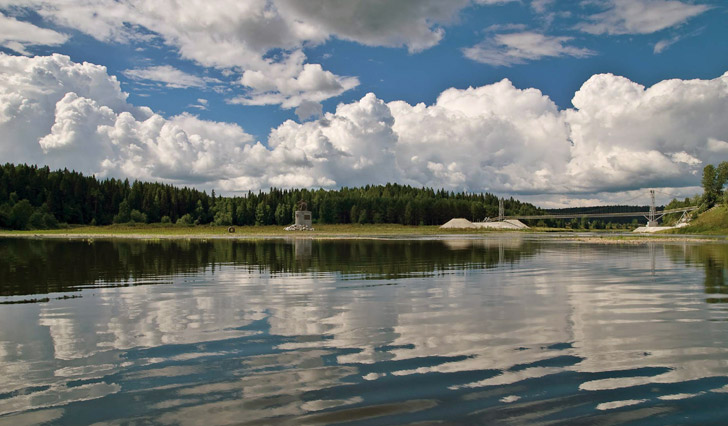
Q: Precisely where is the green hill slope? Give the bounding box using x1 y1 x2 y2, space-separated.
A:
671 206 728 235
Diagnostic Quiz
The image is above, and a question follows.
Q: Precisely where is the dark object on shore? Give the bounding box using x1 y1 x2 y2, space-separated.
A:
228 226 235 233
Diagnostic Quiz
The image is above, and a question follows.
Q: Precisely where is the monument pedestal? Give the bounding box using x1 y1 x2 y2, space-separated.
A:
295 210 312 227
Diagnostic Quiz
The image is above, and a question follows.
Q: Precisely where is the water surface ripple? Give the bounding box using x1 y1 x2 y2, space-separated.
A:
1 236 728 424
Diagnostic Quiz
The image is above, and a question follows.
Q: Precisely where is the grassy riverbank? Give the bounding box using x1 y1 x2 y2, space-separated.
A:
2 223 722 244
0 223 515 238
667 206 728 235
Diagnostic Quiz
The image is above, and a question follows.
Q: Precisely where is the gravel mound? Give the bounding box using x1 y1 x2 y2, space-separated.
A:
440 218 478 229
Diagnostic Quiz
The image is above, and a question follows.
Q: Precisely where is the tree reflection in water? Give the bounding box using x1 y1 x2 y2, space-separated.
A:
665 242 728 302
0 237 538 297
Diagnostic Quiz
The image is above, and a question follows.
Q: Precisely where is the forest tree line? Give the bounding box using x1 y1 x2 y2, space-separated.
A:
0 163 545 230
3 162 710 231
700 162 728 209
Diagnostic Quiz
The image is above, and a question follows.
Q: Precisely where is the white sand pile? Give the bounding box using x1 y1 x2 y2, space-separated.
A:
440 218 478 229
473 219 528 229
504 219 528 229
633 222 688 233
440 218 530 229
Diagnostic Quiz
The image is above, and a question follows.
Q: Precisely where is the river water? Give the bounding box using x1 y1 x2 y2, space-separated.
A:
1 235 728 425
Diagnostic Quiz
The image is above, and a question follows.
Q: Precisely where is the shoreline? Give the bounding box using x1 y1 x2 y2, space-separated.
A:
0 228 722 244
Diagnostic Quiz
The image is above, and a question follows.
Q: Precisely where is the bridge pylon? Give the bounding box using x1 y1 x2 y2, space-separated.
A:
645 189 663 227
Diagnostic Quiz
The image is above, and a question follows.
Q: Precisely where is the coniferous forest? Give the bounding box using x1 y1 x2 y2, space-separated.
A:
0 163 544 230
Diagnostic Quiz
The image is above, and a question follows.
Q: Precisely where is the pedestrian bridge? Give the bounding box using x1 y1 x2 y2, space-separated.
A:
505 206 697 221
490 190 697 227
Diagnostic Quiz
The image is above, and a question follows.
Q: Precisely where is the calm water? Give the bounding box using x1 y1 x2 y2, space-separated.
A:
1 236 728 425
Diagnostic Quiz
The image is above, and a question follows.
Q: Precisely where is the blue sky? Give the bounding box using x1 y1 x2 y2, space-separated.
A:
0 0 727 207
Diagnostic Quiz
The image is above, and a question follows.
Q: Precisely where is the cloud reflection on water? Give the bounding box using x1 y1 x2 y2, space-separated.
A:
0 237 728 423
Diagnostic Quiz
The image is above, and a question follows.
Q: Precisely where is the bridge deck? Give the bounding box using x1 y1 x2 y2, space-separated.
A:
504 206 697 221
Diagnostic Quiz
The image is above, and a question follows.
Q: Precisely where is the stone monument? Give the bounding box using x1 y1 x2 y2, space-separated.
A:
284 200 314 231
295 201 312 227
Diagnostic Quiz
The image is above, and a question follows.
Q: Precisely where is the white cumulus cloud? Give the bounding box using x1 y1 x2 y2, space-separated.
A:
0 53 144 163
564 72 728 192
2 53 728 203
0 53 254 186
389 80 570 192
231 57 359 108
